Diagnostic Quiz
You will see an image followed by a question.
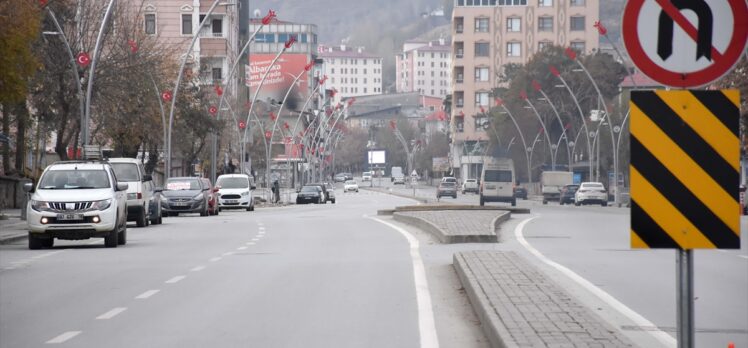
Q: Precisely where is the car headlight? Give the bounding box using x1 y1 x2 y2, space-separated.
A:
31 200 52 212
241 191 249 196
193 193 204 201
92 199 112 211
127 193 137 200
160 196 168 202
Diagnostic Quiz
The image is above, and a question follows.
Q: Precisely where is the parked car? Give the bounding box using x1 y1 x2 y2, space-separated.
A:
437 181 458 199
24 160 129 249
441 176 457 184
160 177 210 216
296 185 324 204
559 184 580 205
200 178 219 215
513 186 528 200
574 182 608 206
344 180 359 192
335 172 352 182
306 183 332 204
362 171 372 181
462 179 479 194
149 188 163 225
324 182 337 204
109 157 156 227
215 174 255 211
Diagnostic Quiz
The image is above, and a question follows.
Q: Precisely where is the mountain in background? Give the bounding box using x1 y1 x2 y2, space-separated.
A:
249 0 626 90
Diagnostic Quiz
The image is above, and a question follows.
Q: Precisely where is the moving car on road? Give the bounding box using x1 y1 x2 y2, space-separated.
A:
574 182 608 206
296 185 324 204
362 171 372 181
334 173 348 182
344 180 359 192
215 174 255 211
479 157 516 206
462 179 478 194
109 157 156 227
513 186 528 200
306 183 332 204
437 181 458 199
161 177 211 216
324 182 337 204
559 184 579 205
24 160 129 249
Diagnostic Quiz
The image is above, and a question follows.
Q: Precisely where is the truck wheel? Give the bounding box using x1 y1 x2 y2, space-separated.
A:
28 233 43 250
118 227 127 245
511 198 517 207
136 206 147 227
479 195 485 206
574 201 581 206
41 237 54 248
602 202 608 207
542 200 547 205
104 223 119 248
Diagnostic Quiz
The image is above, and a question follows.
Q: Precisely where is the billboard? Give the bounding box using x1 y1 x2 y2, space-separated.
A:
368 150 386 164
245 54 309 112
432 157 450 172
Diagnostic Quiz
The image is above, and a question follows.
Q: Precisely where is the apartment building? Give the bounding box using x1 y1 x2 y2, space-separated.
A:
450 0 599 179
317 45 384 104
395 39 452 99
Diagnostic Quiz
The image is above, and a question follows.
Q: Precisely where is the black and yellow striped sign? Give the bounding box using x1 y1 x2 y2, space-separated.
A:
630 90 741 249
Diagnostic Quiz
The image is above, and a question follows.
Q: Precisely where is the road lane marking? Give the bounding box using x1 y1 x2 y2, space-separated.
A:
252 238 260 242
222 252 234 256
135 290 160 299
246 242 255 246
739 255 748 260
96 307 127 320
368 216 440 348
514 217 676 348
165 276 186 284
209 257 221 262
190 266 206 272
237 246 248 250
46 331 81 344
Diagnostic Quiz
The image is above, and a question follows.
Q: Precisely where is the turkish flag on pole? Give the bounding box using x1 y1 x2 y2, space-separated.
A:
214 85 223 96
549 65 560 77
494 98 503 106
76 52 91 68
161 90 173 102
519 90 528 100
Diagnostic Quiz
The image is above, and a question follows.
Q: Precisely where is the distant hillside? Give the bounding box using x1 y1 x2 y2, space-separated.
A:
250 0 626 90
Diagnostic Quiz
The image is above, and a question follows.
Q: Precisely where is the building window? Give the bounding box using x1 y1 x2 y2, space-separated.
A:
475 18 489 32
570 16 585 31
211 18 222 37
475 67 489 82
570 0 585 6
570 41 585 53
507 42 521 57
475 92 489 107
507 17 521 32
212 67 222 81
538 41 552 51
475 42 489 57
256 33 275 43
538 16 553 32
455 17 464 33
144 13 156 35
300 33 307 43
538 0 552 6
181 14 192 35
498 0 527 5
278 33 289 43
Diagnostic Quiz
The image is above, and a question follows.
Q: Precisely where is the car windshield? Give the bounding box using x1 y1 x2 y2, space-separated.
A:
441 182 456 187
110 163 140 182
301 186 319 193
39 170 110 189
345 180 357 185
583 184 605 190
217 177 249 189
466 179 476 183
165 178 201 190
484 170 512 182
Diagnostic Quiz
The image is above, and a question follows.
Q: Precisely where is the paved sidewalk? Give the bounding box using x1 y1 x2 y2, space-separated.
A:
454 251 635 348
0 209 27 245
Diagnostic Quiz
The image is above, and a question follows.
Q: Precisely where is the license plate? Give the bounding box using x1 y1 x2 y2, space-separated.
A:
57 213 84 221
226 199 238 203
173 202 189 206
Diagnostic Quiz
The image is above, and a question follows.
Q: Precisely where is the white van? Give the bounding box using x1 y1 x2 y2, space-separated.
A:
109 158 158 227
215 174 255 211
480 157 516 206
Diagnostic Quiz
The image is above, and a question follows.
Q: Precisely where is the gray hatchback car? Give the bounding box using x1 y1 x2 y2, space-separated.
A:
160 177 211 217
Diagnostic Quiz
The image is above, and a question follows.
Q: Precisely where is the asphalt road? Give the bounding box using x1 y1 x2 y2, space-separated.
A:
0 187 488 348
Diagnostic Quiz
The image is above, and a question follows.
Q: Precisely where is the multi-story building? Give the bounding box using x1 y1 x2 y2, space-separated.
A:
450 0 599 179
396 39 452 99
317 45 384 104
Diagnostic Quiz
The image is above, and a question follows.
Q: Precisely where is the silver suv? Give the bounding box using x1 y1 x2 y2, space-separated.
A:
24 161 128 249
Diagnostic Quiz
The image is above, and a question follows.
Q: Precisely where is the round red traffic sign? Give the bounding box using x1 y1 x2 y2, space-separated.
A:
208 106 218 115
623 0 748 88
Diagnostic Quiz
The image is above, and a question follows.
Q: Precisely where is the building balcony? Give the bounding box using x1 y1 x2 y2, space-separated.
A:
200 37 227 57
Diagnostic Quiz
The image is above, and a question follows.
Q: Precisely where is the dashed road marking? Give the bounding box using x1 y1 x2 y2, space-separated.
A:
222 252 234 256
246 242 255 246
739 255 748 260
96 307 127 320
165 276 186 284
135 290 160 299
251 238 259 242
237 246 248 250
190 266 206 272
46 331 81 344
209 257 221 262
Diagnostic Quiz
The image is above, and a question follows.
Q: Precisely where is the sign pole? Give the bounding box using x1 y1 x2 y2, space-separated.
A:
676 249 694 348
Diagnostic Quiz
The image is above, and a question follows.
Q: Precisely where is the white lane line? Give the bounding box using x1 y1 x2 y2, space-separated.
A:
368 216 440 348
96 307 127 320
514 217 676 347
251 238 260 242
190 266 206 272
135 290 160 299
46 331 81 344
739 255 748 260
165 276 186 284
209 257 221 262
246 242 255 246
222 252 234 256
237 246 248 250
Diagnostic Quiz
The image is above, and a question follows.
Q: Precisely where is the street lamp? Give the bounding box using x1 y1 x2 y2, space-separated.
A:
494 98 533 186
520 90 554 170
532 80 572 171
550 65 594 179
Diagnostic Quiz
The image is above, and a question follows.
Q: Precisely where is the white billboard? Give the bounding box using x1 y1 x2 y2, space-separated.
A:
368 150 386 164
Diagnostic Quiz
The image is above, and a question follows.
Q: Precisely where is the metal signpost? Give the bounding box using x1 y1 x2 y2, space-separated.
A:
623 1 747 347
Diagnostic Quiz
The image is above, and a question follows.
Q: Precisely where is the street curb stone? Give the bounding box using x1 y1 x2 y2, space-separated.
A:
392 210 508 243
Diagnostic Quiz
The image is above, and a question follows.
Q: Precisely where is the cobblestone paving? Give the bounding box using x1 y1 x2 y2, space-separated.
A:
455 251 635 348
398 210 503 237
